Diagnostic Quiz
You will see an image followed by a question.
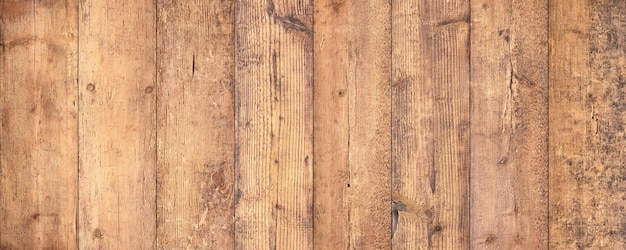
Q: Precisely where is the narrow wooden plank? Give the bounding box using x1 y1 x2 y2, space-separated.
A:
470 0 548 248
391 0 470 248
313 0 391 249
78 0 156 248
156 0 235 248
550 0 626 248
234 0 313 248
0 1 78 248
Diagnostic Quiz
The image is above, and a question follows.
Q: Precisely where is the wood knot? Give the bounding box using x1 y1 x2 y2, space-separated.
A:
92 228 103 239
211 170 225 189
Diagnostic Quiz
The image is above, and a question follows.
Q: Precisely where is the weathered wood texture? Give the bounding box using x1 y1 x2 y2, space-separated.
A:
550 0 626 248
234 0 314 249
156 0 235 248
78 0 156 248
313 1 391 249
470 0 549 248
0 0 78 249
392 0 470 249
5 0 626 249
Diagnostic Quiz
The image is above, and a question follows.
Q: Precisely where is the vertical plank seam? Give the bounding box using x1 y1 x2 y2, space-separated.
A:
389 0 394 248
76 0 82 247
546 0 550 248
31 1 41 245
311 11 315 250
467 0 473 248
154 0 159 248
233 0 239 248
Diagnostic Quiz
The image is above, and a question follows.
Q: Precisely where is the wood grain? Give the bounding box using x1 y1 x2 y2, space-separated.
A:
234 0 313 248
156 0 235 248
470 0 548 248
78 0 156 248
392 0 470 249
313 0 391 249
550 0 626 248
0 0 78 248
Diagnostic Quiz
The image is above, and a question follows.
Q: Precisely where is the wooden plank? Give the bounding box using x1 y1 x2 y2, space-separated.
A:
156 0 235 248
0 0 78 248
470 0 548 248
313 0 391 249
391 0 470 248
234 0 313 248
78 0 156 248
549 0 626 248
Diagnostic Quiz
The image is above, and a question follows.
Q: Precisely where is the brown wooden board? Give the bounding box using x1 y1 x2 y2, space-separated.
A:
314 0 392 249
470 0 549 248
550 0 626 248
392 0 471 248
156 0 235 248
234 0 314 248
0 0 78 248
78 0 157 248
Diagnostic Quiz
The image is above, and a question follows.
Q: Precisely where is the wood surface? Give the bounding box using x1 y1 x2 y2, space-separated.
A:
391 0 470 249
234 0 314 249
470 0 549 248
550 0 626 248
313 0 391 249
78 0 157 248
0 0 78 249
2 0 626 249
156 0 235 248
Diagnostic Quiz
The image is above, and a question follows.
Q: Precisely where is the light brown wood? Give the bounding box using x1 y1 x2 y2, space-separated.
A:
156 0 235 248
78 0 156 248
313 0 391 249
5 2 626 248
0 0 78 248
392 0 470 249
470 0 548 248
549 0 626 248
234 0 313 248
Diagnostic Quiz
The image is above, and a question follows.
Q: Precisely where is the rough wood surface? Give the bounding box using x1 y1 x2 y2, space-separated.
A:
550 0 626 248
392 0 470 248
234 0 314 248
4 1 626 248
313 0 391 249
470 0 549 248
0 0 78 249
78 0 156 248
156 0 235 248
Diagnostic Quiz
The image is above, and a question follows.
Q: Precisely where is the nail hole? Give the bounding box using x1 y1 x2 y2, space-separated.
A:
144 86 154 94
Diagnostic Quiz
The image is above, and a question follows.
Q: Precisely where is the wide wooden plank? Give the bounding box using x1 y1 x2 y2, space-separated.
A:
156 0 235 248
550 0 626 248
0 1 78 248
234 0 313 248
392 0 470 248
313 0 391 249
470 0 548 248
78 0 156 248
